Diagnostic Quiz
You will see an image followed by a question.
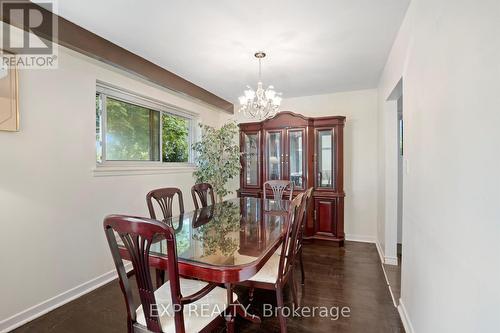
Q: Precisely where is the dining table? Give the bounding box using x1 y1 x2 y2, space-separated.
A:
117 196 290 332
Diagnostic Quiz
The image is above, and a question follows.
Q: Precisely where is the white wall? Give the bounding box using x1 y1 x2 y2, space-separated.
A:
233 89 379 241
378 0 500 331
0 46 229 330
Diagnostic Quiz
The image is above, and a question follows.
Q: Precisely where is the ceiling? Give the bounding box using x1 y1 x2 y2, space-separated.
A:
50 0 409 103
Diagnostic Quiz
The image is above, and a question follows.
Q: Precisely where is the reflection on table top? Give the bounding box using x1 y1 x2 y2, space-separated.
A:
119 197 290 268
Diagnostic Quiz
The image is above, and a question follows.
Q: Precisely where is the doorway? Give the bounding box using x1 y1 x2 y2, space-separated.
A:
397 95 403 265
382 78 403 306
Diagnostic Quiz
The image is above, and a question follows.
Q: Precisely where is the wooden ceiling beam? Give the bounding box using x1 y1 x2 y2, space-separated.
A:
1 1 234 113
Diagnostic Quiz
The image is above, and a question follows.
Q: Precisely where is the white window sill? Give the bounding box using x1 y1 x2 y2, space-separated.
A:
93 163 197 177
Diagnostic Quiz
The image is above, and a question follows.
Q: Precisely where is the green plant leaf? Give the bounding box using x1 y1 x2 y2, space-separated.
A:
192 122 241 202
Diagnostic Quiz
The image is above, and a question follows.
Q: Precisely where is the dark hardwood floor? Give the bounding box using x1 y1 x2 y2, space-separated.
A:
383 243 402 306
13 241 404 333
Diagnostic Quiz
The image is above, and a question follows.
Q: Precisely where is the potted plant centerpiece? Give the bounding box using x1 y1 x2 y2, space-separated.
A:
192 122 241 204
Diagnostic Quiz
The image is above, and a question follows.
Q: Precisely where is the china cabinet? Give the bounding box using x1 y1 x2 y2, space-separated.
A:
238 111 346 245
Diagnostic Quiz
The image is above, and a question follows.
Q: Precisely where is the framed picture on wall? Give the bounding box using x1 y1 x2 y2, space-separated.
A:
0 50 19 131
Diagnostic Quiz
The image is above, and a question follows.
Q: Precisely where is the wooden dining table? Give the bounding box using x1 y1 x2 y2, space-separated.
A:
117 197 290 332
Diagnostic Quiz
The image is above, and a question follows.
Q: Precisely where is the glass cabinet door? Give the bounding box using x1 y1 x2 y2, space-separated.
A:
243 132 259 187
317 129 335 188
266 131 282 180
288 129 305 189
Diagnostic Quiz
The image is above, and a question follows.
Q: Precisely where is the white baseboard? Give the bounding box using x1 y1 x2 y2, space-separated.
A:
376 241 386 264
345 234 376 243
0 263 131 333
398 299 415 333
375 241 399 265
345 237 397 265
384 256 399 265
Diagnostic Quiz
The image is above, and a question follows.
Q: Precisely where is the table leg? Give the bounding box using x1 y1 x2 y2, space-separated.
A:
225 283 235 333
236 300 261 324
226 283 262 324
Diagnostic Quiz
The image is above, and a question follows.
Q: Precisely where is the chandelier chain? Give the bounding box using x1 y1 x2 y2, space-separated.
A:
258 58 262 80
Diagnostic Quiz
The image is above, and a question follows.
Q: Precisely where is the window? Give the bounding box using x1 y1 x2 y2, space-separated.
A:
96 83 195 165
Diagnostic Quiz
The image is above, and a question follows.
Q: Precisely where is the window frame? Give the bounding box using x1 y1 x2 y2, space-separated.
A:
96 82 198 167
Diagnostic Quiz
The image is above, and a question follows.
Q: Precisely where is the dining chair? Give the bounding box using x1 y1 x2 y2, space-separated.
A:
238 192 306 333
263 180 294 201
146 187 184 287
146 187 185 220
297 188 313 285
191 183 215 209
104 214 236 333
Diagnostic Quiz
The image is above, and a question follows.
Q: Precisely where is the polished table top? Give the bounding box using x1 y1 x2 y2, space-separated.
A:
117 197 289 282
147 197 289 270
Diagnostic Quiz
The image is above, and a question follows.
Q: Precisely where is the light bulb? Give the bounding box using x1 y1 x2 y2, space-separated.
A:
274 96 282 106
265 89 276 100
244 89 255 100
239 96 247 105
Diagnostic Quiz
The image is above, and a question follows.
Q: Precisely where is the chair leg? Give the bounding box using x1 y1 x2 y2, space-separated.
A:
276 287 288 333
225 283 235 333
155 269 165 288
225 316 235 333
299 248 305 285
127 319 133 333
290 275 299 308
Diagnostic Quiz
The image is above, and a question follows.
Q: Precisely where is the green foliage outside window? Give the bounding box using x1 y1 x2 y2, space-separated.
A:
162 114 189 162
96 94 191 163
105 97 160 161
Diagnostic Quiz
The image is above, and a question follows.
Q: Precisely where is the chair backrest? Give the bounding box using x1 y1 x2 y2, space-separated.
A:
146 187 184 220
277 192 306 283
191 183 215 209
103 215 184 333
263 180 293 201
297 188 313 250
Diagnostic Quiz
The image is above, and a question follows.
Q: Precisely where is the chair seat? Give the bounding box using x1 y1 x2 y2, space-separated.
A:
248 252 281 284
136 277 237 333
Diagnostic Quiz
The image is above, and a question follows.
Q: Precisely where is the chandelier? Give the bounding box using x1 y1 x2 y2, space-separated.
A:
238 51 282 120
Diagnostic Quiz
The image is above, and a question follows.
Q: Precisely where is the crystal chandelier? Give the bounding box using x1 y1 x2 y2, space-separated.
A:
238 51 282 120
